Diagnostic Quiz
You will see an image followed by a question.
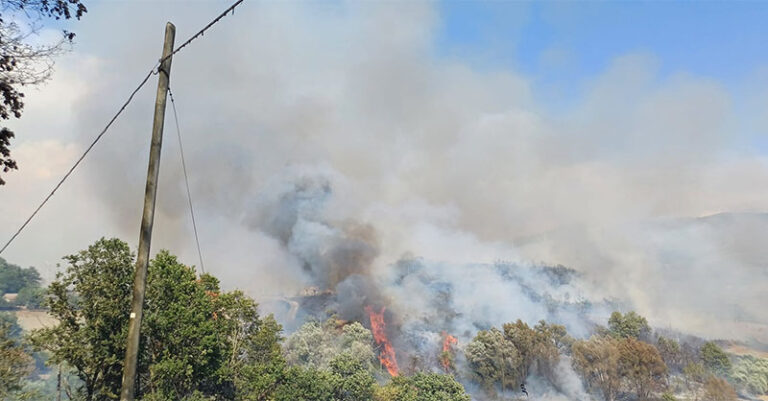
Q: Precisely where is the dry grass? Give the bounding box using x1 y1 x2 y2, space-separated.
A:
14 309 57 331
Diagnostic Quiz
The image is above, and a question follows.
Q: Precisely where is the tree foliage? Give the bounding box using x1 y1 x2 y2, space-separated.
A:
0 257 40 294
572 335 622 401
0 317 33 398
573 335 668 401
0 311 21 338
15 285 45 308
140 251 227 399
272 353 377 401
0 0 88 184
731 355 768 395
464 327 520 395
375 373 470 401
273 366 336 401
219 290 285 400
700 342 731 377
656 336 684 373
503 320 567 383
30 237 133 400
608 311 651 340
284 319 376 373
617 337 668 399
30 238 286 400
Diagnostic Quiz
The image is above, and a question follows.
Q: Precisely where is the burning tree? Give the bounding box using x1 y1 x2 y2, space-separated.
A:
365 305 399 377
439 332 458 373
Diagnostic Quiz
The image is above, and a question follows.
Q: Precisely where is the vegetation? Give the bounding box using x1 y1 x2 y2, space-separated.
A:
464 326 520 395
0 317 33 398
4 240 763 401
617 337 667 399
702 376 737 401
572 335 622 401
283 319 376 372
375 373 470 401
731 355 768 395
0 0 88 184
0 257 46 309
608 311 652 340
700 342 732 377
0 257 40 293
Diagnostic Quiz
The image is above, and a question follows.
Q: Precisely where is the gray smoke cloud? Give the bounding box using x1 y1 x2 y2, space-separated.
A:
1 0 767 355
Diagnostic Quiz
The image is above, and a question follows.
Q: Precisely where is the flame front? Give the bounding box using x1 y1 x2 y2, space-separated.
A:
365 305 399 376
440 331 458 371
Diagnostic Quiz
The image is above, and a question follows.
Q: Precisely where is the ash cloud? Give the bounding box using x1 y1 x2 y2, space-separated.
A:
1 0 766 353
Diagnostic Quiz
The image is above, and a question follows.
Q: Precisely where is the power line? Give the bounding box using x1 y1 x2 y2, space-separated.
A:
168 86 205 274
0 69 156 255
161 0 244 65
0 0 247 256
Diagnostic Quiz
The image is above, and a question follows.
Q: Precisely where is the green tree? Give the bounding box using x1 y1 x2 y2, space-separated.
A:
0 314 33 398
217 289 285 400
284 320 336 369
31 238 286 401
15 285 45 308
0 311 21 338
273 367 336 401
30 237 133 400
329 353 375 401
375 373 470 401
284 319 376 373
0 257 41 294
464 327 520 396
700 342 731 377
608 311 651 340
139 251 227 399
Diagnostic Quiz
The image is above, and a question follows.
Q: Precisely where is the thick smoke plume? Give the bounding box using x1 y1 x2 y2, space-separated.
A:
1 0 766 381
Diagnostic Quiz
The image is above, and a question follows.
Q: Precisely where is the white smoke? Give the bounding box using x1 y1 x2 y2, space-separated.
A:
1 0 766 347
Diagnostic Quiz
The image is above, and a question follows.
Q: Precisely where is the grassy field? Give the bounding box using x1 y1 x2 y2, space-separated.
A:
14 309 57 331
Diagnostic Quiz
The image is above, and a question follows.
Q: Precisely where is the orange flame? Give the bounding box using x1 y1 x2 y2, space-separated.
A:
365 305 399 376
440 331 458 371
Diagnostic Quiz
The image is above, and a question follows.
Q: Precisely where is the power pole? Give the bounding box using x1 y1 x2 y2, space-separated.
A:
120 22 176 401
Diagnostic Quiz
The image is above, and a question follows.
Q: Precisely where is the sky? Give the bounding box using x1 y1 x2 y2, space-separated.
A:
1 0 767 341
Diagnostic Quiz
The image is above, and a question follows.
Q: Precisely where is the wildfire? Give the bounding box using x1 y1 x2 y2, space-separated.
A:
440 332 458 371
365 305 399 377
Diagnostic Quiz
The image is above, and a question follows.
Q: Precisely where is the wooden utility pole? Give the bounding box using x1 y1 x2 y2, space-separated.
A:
120 22 175 401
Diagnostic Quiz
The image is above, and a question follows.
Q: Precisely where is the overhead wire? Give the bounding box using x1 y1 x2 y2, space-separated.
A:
167 86 205 274
0 69 156 255
0 0 247 256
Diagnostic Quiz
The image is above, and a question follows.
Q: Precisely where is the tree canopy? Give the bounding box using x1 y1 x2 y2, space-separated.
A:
608 311 651 340
30 238 285 400
0 257 41 294
0 316 33 398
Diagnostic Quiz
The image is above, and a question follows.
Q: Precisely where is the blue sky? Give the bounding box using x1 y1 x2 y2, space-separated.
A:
437 1 768 103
